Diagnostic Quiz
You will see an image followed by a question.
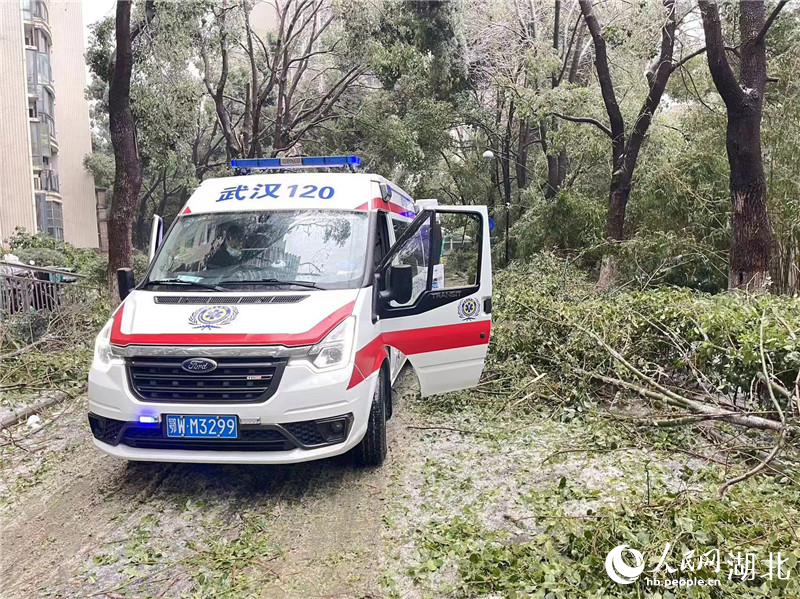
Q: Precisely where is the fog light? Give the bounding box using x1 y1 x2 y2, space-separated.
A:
138 415 159 424
315 416 350 443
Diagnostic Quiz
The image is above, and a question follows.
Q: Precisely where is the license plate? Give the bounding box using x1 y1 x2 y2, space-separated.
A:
165 415 238 439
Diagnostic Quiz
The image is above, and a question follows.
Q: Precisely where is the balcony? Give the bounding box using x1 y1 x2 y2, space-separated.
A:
42 113 56 141
38 170 59 194
23 0 49 25
26 50 52 94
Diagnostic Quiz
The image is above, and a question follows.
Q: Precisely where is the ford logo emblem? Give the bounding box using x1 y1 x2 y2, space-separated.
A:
181 358 218 373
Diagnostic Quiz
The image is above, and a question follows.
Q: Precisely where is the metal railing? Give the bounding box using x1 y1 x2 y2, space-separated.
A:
42 112 56 139
0 262 101 319
32 0 49 24
38 169 59 193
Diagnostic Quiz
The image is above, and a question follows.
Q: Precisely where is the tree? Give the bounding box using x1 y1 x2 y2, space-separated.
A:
543 1 588 199
698 0 789 290
561 0 677 289
199 0 364 159
107 0 156 300
87 2 225 253
332 0 468 192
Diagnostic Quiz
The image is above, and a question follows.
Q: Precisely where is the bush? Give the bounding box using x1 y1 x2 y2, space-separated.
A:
5 228 107 286
610 231 728 293
493 254 800 410
509 188 605 260
13 247 70 268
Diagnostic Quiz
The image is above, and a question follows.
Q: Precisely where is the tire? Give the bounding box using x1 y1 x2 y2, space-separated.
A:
385 372 394 420
355 365 388 467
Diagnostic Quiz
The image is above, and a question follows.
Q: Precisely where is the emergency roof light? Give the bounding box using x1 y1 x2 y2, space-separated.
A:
230 155 361 172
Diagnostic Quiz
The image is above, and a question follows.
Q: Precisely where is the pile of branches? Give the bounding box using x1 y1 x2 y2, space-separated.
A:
0 299 108 398
490 255 800 495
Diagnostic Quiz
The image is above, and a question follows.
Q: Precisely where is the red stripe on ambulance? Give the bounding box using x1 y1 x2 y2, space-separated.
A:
110 301 355 347
347 320 491 389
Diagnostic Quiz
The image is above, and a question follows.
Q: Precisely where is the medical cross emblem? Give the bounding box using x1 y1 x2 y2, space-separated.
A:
188 305 239 330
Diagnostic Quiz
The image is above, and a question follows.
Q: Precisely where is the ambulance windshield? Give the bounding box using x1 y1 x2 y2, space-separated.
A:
147 210 369 290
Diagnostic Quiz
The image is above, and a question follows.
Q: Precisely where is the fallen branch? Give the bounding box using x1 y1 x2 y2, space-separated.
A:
540 445 639 465
406 425 491 436
0 390 72 429
0 336 54 359
578 326 794 435
699 425 798 483
584 370 790 435
717 314 788 497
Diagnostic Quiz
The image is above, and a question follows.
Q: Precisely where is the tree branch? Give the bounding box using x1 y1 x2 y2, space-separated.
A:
670 45 742 73
578 0 625 155
129 0 156 44
623 0 676 175
698 0 744 106
754 0 789 45
557 14 583 85
551 112 613 138
670 45 707 73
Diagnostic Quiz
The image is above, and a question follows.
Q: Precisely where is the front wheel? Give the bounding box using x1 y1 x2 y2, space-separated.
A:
355 366 388 467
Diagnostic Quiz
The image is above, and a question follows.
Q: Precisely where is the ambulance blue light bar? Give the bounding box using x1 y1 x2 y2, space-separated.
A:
230 155 361 170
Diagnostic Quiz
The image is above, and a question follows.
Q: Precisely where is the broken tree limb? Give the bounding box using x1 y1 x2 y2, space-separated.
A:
0 391 71 429
717 314 790 497
576 326 795 436
587 371 792 435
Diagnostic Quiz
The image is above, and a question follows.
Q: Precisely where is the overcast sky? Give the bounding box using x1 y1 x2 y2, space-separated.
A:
82 0 117 47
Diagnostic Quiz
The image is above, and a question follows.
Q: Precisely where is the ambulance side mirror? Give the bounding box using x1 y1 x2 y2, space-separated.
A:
117 268 135 301
384 265 413 304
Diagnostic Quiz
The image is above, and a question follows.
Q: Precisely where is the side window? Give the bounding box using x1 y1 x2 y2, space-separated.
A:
389 221 431 306
392 218 409 242
436 213 481 289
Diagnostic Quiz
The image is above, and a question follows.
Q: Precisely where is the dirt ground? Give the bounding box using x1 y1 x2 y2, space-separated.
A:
1 366 720 599
0 370 423 599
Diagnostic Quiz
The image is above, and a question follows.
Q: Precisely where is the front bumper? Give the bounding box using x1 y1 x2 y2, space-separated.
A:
88 356 376 464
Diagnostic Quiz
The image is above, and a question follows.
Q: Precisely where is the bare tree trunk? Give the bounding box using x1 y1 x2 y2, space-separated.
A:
607 180 631 241
579 0 676 290
501 100 515 212
544 0 568 200
596 176 631 290
699 0 782 290
516 120 530 190
544 148 569 200
108 1 146 301
727 107 771 288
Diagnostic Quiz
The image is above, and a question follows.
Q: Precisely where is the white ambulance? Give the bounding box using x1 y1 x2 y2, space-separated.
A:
88 155 492 466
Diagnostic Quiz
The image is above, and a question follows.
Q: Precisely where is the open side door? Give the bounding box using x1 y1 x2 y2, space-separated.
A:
374 206 492 397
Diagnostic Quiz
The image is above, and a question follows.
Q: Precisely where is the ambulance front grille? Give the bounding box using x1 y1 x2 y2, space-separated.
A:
126 357 286 403
153 295 307 305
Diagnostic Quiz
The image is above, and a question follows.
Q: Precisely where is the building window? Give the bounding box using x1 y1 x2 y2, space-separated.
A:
30 121 51 167
37 51 51 85
35 193 46 233
26 48 37 93
45 200 64 240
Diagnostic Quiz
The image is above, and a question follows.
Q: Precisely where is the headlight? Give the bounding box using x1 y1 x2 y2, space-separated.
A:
308 316 356 370
92 319 116 370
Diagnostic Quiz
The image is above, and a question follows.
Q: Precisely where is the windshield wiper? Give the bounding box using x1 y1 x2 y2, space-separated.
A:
217 278 325 290
143 278 228 292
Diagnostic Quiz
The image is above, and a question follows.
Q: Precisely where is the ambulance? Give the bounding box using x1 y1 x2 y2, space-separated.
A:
88 155 492 466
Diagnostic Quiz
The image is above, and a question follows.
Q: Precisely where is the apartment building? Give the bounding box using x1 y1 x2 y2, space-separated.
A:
0 0 98 248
